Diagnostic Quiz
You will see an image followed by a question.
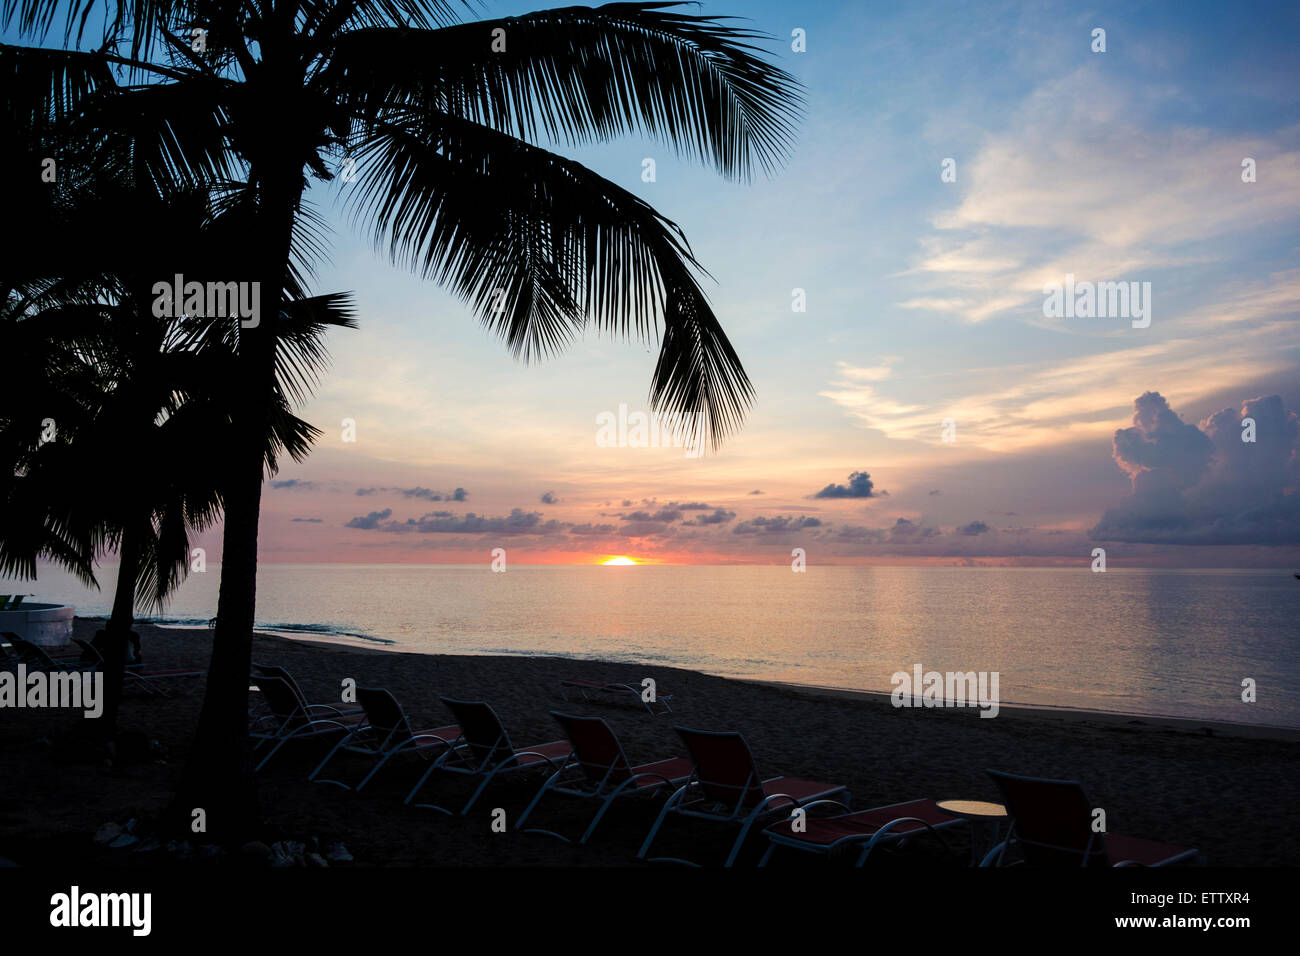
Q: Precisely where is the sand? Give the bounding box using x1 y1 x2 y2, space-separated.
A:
1 619 1297 866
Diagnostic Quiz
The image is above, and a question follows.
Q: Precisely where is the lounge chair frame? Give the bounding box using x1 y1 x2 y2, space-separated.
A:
309 687 459 791
636 726 849 867
983 769 1203 867
250 675 363 772
404 698 572 815
758 798 964 866
515 712 691 843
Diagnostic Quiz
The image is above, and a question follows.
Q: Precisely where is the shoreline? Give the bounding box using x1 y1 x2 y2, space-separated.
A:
742 678 1300 742
201 621 1300 742
3 620 1299 866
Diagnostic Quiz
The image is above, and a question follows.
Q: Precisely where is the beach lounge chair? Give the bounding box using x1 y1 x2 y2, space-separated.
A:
70 638 203 697
5 636 105 678
637 726 850 867
309 687 461 791
515 712 694 843
759 797 963 866
251 675 366 772
558 677 673 716
250 663 362 720
984 769 1203 867
403 697 572 815
7 635 93 671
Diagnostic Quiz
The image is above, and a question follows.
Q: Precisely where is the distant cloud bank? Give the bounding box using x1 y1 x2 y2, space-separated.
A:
1092 392 1299 545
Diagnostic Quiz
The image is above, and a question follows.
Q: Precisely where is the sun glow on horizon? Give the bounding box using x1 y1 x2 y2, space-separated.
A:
601 556 638 566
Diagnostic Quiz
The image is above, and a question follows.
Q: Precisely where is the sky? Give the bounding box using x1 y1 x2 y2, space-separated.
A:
17 0 1300 566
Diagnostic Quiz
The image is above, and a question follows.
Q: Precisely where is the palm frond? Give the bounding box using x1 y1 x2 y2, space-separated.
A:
327 1 804 180
349 112 751 445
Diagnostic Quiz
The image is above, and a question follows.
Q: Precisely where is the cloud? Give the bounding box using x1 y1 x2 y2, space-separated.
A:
903 68 1300 324
401 487 442 501
271 479 318 491
623 509 682 524
733 515 823 535
403 509 551 535
835 525 886 542
345 508 393 529
956 520 991 536
820 323 1297 454
748 489 764 495
355 486 469 501
291 517 323 523
889 518 941 541
1091 392 1300 545
812 470 885 499
684 508 736 526
540 491 559 504
928 489 943 496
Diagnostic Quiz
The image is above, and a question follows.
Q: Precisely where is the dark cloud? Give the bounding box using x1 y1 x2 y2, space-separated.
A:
1092 392 1300 545
623 509 682 523
889 518 941 541
540 491 559 504
733 515 823 535
401 487 442 500
291 517 323 523
345 508 393 529
668 501 713 510
812 470 884 499
348 508 621 539
271 479 318 490
929 489 942 496
355 486 469 501
685 508 736 526
956 520 991 536
835 525 885 541
748 490 764 495
394 509 551 535
620 521 679 538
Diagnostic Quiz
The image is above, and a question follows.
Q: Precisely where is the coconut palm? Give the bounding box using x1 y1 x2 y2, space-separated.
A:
2 0 802 837
0 145 355 737
0 283 354 736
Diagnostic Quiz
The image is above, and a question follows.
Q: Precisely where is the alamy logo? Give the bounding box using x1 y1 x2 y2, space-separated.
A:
890 664 1000 718
151 273 260 328
595 404 704 458
0 665 103 718
1042 274 1151 328
50 886 151 936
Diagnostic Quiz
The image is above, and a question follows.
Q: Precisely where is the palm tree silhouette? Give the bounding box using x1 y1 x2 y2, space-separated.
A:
1 144 355 739
3 0 803 838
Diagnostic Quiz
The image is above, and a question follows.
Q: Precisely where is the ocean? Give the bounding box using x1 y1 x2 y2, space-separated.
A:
9 564 1299 728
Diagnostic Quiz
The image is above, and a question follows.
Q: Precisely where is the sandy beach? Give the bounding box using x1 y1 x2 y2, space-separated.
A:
2 619 1297 867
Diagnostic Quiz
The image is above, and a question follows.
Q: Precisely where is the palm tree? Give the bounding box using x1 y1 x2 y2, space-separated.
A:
1 128 355 739
3 0 802 839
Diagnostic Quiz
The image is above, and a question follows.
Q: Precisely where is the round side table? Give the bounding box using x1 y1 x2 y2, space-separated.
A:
937 799 1008 866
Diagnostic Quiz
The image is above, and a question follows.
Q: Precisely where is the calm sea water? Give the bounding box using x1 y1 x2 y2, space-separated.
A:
8 564 1299 727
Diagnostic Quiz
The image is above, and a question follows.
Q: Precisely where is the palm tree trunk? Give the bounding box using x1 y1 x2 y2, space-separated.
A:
98 526 140 741
167 160 302 843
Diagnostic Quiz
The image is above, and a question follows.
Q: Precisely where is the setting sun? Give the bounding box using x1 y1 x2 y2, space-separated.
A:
601 556 638 566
